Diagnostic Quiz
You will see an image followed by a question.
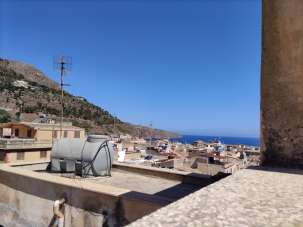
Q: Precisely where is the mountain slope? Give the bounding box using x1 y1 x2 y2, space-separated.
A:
3 60 59 90
0 58 177 138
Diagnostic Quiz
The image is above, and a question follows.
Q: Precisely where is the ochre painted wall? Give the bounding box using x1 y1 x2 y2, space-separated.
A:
48 129 85 140
11 125 32 138
35 130 53 141
6 150 51 163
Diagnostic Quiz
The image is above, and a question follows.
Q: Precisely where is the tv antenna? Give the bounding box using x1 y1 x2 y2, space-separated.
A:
54 56 72 138
113 113 116 134
149 121 153 145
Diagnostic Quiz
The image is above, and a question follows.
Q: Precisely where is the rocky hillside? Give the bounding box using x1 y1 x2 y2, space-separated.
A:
0 58 178 138
3 60 59 90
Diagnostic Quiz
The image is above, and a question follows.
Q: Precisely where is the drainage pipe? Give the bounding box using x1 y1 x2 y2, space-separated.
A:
53 198 66 227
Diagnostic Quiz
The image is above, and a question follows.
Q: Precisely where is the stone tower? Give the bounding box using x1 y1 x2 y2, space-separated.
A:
261 0 303 168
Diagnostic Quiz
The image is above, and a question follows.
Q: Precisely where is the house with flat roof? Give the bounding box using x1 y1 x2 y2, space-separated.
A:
0 122 85 163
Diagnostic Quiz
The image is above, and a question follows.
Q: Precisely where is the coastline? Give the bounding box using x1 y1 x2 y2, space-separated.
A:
170 135 260 147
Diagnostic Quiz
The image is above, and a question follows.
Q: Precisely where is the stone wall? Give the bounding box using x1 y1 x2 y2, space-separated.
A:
261 0 303 168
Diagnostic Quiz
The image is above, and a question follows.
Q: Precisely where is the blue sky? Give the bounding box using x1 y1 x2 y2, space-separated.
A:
0 0 261 137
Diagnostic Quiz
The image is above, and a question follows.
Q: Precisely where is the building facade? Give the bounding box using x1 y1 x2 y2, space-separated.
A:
0 122 85 163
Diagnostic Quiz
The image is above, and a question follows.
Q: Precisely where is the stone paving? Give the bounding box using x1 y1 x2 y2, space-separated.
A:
128 168 303 227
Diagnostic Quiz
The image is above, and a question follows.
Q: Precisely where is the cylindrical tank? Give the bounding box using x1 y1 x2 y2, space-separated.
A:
51 135 114 176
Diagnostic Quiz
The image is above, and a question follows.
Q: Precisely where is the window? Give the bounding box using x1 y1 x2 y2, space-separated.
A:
17 152 25 160
27 129 32 138
15 128 19 137
64 131 68 138
40 151 47 158
52 130 57 138
74 131 80 138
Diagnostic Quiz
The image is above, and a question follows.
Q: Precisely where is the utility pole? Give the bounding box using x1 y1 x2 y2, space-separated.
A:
114 117 116 133
112 113 116 136
54 56 72 138
149 121 153 145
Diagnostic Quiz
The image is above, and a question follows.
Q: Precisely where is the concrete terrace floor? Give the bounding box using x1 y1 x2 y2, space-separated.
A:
21 162 208 201
85 169 203 200
129 167 303 227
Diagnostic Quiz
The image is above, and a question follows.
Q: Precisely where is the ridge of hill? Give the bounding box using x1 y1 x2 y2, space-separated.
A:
0 58 178 138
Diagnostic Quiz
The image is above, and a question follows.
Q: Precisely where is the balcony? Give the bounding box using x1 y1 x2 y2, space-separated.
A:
0 138 52 150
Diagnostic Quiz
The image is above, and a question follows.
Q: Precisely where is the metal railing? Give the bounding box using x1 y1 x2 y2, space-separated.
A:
0 138 52 150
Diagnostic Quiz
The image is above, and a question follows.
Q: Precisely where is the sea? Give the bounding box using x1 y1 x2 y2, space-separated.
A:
170 135 260 147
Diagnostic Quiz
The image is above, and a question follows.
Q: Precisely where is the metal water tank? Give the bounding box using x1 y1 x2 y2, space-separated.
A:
50 135 114 177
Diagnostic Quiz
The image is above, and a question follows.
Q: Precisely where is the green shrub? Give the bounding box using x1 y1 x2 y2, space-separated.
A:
0 109 11 123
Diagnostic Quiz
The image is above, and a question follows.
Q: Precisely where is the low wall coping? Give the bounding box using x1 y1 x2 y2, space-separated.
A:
128 167 303 227
0 164 129 196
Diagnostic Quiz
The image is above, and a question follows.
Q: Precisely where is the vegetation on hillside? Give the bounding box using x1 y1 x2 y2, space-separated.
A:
0 109 11 123
0 58 178 138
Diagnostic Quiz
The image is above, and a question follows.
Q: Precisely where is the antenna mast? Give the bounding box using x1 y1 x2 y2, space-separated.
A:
149 121 153 145
113 114 116 133
54 56 72 138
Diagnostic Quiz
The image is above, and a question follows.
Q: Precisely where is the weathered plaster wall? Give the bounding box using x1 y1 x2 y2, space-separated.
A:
0 165 169 227
38 129 85 140
5 150 51 163
12 125 30 138
261 0 303 168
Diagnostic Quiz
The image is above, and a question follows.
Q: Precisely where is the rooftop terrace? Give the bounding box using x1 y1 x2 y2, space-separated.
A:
2 162 303 226
56 168 204 201
0 161 224 226
129 167 303 227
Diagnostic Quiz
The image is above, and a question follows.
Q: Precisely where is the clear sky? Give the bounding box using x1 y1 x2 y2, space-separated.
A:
0 0 261 137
